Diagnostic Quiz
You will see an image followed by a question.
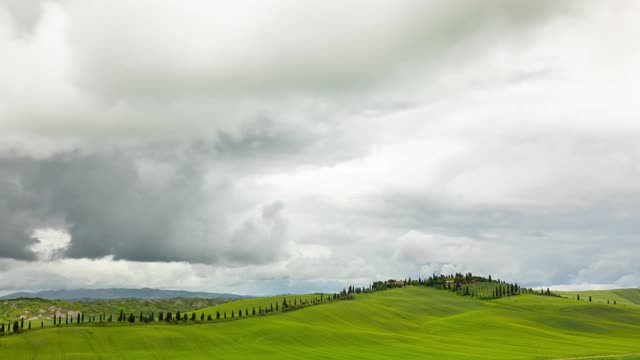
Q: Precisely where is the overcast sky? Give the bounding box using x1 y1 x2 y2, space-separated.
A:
0 0 639 296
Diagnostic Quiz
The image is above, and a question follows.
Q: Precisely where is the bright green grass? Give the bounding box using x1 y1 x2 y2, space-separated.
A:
1 287 640 359
558 289 640 307
185 293 327 319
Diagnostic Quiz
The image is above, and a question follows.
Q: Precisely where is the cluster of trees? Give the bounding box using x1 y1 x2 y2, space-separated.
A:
525 288 561 297
351 273 561 300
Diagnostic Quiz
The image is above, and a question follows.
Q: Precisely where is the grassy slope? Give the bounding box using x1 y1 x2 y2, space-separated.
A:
1 287 640 359
185 293 327 319
558 289 640 307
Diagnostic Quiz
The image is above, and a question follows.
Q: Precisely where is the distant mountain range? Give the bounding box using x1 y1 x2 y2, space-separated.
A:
0 288 249 301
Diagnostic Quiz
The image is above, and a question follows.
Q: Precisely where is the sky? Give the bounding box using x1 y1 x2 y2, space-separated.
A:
0 0 639 296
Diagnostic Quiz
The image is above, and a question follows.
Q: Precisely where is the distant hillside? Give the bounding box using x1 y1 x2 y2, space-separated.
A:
0 297 232 323
0 288 248 301
559 288 640 306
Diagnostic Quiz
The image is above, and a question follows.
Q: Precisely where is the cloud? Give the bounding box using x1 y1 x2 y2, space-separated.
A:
0 0 578 156
0 150 293 265
29 228 70 260
1 0 640 293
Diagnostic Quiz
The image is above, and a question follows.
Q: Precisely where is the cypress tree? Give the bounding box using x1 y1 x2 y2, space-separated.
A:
81 313 84 323
183 313 187 320
140 311 144 322
165 312 172 322
53 316 56 326
216 311 220 319
201 312 205 321
191 312 196 321
21 318 24 329
77 313 81 323
13 321 19 333
128 313 135 323
176 311 181 321
207 314 212 320
28 321 31 330
231 310 235 318
589 296 592 302
41 321 43 328
577 295 580 301
252 307 256 316
159 312 164 321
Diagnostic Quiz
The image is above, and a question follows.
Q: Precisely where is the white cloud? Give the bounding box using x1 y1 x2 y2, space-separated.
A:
29 228 71 260
1 0 639 293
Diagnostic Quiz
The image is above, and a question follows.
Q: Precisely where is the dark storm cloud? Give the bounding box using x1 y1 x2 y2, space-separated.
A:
33 151 210 262
0 149 289 264
0 157 40 259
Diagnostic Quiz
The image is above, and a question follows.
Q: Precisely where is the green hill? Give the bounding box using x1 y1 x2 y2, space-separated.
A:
184 293 328 319
559 288 640 306
1 287 640 359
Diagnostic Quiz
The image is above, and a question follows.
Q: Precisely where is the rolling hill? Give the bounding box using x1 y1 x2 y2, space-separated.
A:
1 286 640 359
559 288 640 307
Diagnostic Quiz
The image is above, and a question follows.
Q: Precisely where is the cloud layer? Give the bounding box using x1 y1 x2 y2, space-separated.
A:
0 0 639 294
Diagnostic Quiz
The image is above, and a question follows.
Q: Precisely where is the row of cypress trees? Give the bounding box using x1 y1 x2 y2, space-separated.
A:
1 293 352 336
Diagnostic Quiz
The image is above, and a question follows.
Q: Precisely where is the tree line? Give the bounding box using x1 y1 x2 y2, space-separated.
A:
0 292 353 336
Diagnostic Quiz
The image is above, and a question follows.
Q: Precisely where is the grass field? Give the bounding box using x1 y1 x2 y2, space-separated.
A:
1 287 640 359
185 293 328 319
558 289 640 307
